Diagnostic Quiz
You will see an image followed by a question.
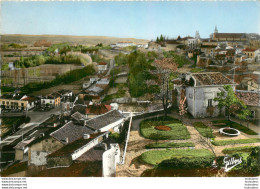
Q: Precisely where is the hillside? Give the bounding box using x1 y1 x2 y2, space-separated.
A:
1 34 149 46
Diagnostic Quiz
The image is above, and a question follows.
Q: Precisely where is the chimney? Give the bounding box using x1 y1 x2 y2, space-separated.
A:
83 134 90 139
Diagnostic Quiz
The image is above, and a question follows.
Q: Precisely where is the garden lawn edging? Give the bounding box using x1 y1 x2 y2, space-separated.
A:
212 138 260 146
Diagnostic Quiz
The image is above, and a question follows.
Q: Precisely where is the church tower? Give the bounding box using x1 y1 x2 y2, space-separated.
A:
214 26 218 34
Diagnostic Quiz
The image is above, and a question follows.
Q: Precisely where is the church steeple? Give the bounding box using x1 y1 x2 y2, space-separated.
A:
214 26 218 34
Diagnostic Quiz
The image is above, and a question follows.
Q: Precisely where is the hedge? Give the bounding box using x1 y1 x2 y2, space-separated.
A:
212 138 260 146
193 122 214 138
145 142 194 149
222 146 260 154
140 149 214 165
157 156 215 169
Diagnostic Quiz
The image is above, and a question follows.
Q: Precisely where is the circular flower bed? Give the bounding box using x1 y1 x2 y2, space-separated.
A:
155 125 172 131
219 127 240 137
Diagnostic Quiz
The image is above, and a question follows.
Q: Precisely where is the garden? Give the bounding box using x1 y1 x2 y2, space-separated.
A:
193 122 214 138
140 116 190 140
211 120 258 135
140 149 214 165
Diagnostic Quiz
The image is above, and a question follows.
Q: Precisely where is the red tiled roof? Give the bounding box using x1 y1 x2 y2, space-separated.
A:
235 90 260 106
191 72 236 86
86 104 111 115
243 48 257 52
214 33 246 39
98 62 107 65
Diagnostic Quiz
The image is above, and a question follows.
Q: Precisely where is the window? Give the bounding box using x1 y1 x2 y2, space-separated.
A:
208 99 213 107
249 111 255 119
2 101 5 104
21 103 24 106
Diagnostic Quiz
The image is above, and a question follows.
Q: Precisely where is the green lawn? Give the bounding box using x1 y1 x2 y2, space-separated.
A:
193 122 214 138
211 120 258 135
212 138 260 146
145 142 194 149
140 116 190 140
140 149 214 165
222 146 260 155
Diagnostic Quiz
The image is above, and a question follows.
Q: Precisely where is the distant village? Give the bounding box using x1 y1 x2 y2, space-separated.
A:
0 26 259 177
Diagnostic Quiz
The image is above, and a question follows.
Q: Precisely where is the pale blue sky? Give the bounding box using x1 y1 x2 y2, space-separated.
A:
1 1 260 40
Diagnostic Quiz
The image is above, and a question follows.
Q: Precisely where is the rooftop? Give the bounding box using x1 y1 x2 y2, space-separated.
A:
235 90 260 107
50 121 94 144
191 72 236 86
47 132 106 158
71 111 85 121
214 33 246 39
85 110 125 131
98 62 107 65
243 48 257 52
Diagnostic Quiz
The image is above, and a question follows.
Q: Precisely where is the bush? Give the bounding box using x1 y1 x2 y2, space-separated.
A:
158 156 214 169
140 116 190 140
140 149 214 165
212 138 260 146
145 142 194 149
222 146 260 154
193 122 214 138
22 65 95 93
211 120 257 135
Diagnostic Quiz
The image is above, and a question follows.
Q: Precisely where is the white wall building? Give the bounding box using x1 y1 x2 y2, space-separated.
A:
175 72 237 118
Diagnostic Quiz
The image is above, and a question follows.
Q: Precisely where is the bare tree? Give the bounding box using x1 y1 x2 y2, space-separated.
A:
154 58 177 117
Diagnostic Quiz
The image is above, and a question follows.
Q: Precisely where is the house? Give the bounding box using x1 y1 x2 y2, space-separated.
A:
0 94 37 111
200 44 217 57
187 38 197 49
175 72 237 118
27 120 93 167
98 62 108 73
235 90 260 121
212 32 247 42
57 89 73 102
41 92 61 108
242 48 259 60
84 110 125 133
46 132 109 168
240 77 260 92
115 41 135 48
196 55 211 68
86 104 112 119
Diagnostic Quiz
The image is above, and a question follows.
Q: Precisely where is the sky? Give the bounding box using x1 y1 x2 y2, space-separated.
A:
1 1 260 40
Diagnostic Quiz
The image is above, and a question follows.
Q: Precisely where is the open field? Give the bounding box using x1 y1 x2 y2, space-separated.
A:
1 34 149 46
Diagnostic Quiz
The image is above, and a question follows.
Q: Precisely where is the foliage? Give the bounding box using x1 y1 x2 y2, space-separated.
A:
1 116 31 138
140 116 190 140
158 156 215 169
102 84 126 102
44 55 82 65
1 64 9 71
21 65 95 93
246 147 260 175
1 86 16 93
213 85 251 120
128 51 158 97
91 54 108 63
8 43 27 49
222 146 260 155
145 142 194 149
190 68 203 73
163 51 190 68
46 43 70 54
211 120 258 135
212 138 260 146
114 53 128 66
140 149 214 165
193 122 214 138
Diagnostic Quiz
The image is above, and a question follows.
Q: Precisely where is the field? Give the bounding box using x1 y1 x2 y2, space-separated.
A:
1 34 149 46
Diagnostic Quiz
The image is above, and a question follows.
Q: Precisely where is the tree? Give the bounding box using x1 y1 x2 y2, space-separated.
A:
213 85 251 122
160 34 164 42
154 58 177 116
